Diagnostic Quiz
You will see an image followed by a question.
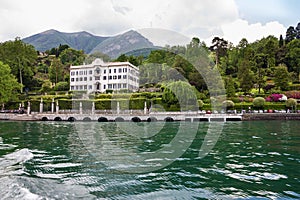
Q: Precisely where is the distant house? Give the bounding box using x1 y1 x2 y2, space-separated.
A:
70 58 139 93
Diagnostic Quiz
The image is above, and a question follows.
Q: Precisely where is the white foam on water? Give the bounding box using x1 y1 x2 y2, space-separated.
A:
19 187 43 200
0 136 17 150
0 176 96 200
41 163 82 168
0 148 34 175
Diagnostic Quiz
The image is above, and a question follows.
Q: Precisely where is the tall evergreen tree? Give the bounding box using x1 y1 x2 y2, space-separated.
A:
285 26 297 44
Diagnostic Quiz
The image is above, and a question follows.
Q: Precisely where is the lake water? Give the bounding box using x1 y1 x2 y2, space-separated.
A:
0 121 299 199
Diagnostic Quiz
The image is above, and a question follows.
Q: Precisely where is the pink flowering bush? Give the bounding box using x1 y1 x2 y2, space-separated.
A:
285 91 300 99
265 94 283 102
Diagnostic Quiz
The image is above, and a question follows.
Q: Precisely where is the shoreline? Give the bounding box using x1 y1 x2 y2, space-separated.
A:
242 113 300 121
1 113 300 122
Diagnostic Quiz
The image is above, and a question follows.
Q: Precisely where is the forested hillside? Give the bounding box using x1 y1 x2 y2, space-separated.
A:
0 22 300 109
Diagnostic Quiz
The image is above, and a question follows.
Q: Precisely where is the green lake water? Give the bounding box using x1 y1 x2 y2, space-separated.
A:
0 121 299 199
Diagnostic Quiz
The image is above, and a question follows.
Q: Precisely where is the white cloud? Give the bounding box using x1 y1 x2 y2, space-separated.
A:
0 0 88 41
0 0 289 48
220 19 286 45
0 0 240 41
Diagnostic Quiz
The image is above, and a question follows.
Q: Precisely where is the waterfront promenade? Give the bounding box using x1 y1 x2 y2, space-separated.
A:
0 110 242 122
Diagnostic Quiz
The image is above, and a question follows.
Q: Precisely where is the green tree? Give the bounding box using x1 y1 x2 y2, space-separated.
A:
279 34 284 47
162 81 198 110
59 48 86 66
54 81 69 91
0 38 37 92
46 44 70 57
238 67 255 93
40 80 52 93
274 64 290 90
224 76 236 97
209 37 228 66
296 22 300 39
49 58 64 84
285 26 296 44
188 71 206 91
285 39 300 75
254 53 268 93
0 61 22 106
172 55 193 77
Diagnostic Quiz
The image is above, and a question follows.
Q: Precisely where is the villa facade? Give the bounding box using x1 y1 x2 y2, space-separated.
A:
69 58 139 93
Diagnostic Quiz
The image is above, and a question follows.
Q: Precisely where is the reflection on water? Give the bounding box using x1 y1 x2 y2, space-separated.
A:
0 121 299 199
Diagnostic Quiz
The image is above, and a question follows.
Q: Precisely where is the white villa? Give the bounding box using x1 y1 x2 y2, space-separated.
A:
69 58 139 93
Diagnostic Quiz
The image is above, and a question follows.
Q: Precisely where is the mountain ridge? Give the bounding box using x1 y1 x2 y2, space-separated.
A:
90 30 155 58
22 29 108 53
22 29 158 58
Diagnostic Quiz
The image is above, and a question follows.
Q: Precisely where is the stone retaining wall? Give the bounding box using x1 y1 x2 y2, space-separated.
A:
242 113 300 121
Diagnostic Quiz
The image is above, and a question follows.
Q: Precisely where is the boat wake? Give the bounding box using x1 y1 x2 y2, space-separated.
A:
0 148 96 200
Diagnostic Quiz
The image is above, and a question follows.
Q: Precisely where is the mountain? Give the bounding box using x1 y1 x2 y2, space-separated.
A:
90 30 155 58
22 29 108 53
137 28 191 47
22 29 156 58
125 47 161 58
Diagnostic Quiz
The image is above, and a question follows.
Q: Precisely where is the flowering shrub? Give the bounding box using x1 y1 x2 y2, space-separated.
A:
285 91 300 99
265 94 283 102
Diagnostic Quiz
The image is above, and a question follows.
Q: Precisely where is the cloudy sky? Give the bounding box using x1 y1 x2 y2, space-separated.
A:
0 0 299 45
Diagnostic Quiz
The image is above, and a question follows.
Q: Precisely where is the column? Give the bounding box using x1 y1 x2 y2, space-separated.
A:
79 102 83 114
39 98 43 113
92 101 95 115
144 101 147 115
56 100 59 114
27 102 31 115
51 98 55 113
117 101 120 114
